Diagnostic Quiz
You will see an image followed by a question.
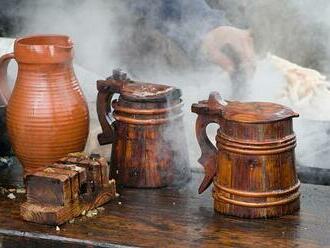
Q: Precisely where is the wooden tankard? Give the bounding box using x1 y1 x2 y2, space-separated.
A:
192 92 300 218
97 70 190 188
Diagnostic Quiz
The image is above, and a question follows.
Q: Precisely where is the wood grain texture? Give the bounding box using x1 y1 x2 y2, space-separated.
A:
21 184 116 226
192 92 300 218
97 73 191 188
26 171 73 206
21 153 115 225
0 173 328 247
0 35 89 174
222 101 299 123
110 99 190 188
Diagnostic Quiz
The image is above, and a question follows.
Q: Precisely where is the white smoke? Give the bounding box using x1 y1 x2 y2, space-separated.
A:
5 0 330 172
12 0 233 169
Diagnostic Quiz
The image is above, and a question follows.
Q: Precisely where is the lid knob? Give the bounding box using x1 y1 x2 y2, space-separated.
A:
106 69 131 81
208 91 227 111
191 91 226 115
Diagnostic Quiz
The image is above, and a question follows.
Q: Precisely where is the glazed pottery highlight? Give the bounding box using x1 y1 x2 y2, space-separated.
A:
192 92 300 218
0 35 89 174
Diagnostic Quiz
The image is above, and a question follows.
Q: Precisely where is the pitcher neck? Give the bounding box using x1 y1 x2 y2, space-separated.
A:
18 61 74 72
14 35 74 64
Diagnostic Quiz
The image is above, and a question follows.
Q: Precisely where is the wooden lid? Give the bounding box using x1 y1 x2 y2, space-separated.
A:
223 101 299 123
192 92 299 123
97 70 181 103
120 81 181 102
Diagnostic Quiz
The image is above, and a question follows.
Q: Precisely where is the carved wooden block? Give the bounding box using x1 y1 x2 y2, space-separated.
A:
26 167 82 206
59 153 110 193
21 153 116 225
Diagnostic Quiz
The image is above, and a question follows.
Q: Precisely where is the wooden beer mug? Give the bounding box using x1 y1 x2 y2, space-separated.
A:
97 70 190 188
192 92 300 218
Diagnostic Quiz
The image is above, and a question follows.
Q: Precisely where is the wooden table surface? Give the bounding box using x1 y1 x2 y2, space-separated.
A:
0 172 329 248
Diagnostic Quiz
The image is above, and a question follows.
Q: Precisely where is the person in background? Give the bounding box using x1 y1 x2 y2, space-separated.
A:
125 0 256 78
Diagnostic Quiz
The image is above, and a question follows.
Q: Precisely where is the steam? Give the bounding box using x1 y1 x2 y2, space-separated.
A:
12 0 232 170
17 0 123 74
10 0 330 174
244 1 330 171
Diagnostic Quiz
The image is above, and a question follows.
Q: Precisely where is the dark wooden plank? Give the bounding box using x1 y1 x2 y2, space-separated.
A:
0 173 328 247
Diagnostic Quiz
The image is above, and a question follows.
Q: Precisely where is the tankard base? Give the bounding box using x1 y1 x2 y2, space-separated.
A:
113 165 192 189
213 196 300 218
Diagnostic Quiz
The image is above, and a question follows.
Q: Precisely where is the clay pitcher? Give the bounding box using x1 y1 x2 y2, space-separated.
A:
192 92 300 218
0 35 89 174
97 70 191 188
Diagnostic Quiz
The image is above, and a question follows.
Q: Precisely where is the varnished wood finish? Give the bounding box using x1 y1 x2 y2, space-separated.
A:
26 169 78 206
221 100 299 123
21 185 116 226
97 71 190 188
0 173 328 247
0 35 89 174
21 153 116 225
192 92 300 218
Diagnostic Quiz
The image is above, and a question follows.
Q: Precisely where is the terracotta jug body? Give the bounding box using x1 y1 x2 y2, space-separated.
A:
97 70 191 188
192 92 300 218
0 35 89 174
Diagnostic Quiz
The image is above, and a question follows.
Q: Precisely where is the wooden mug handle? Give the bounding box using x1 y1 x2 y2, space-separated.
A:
96 79 123 145
0 53 15 105
192 91 224 194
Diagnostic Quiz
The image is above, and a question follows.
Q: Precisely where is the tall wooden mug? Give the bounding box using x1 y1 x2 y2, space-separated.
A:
192 92 300 218
97 70 191 188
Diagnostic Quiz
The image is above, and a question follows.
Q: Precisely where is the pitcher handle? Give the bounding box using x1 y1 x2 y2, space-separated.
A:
0 53 15 105
96 79 122 145
192 91 224 194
